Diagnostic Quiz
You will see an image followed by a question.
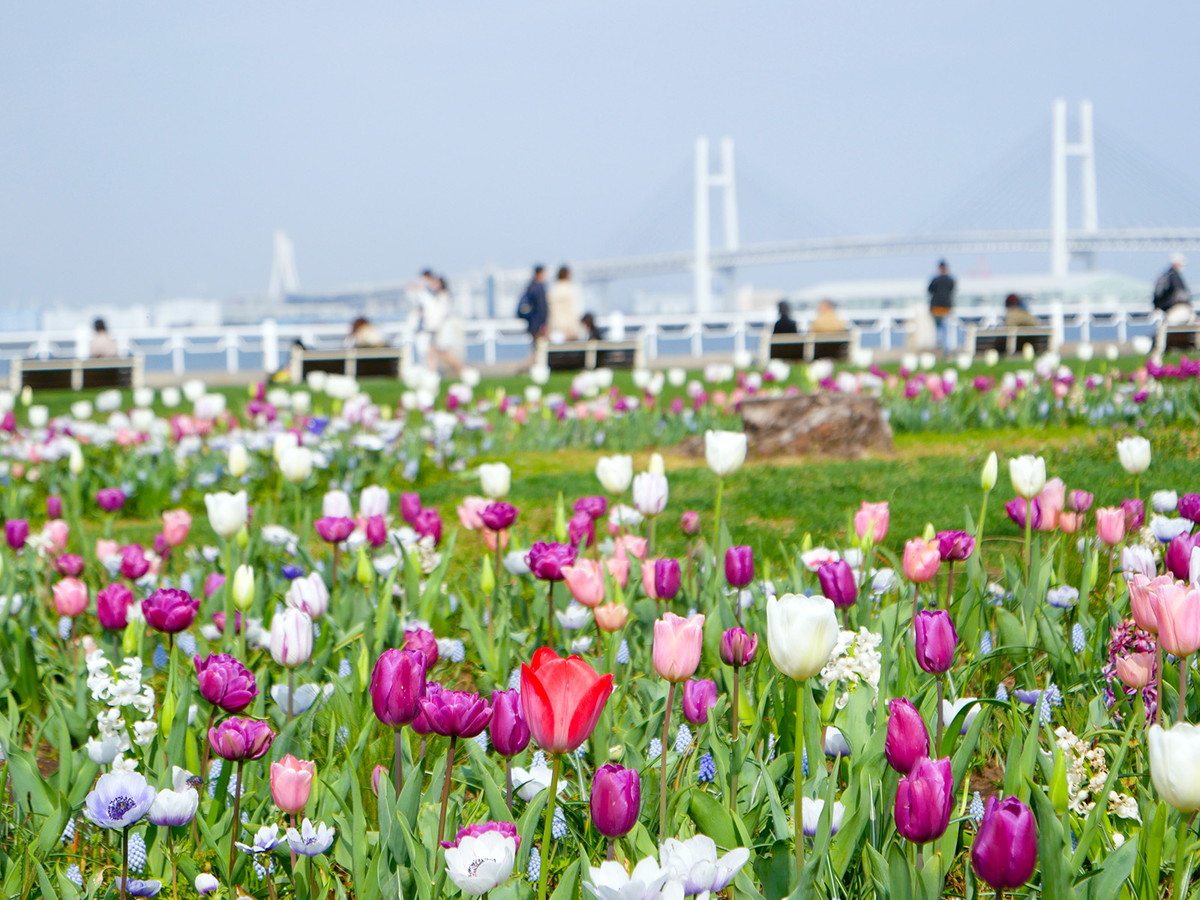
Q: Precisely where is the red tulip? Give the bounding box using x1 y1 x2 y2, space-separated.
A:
519 648 614 754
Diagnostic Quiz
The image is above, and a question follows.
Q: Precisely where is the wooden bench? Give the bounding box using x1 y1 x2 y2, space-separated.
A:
288 346 405 382
757 331 856 366
536 338 644 371
1155 321 1200 355
965 325 1055 357
10 356 144 392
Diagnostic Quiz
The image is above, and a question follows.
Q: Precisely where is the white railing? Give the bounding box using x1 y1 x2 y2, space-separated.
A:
0 301 1166 381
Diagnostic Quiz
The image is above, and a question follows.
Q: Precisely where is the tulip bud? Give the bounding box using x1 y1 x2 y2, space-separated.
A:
489 689 531 757
884 698 930 774
371 765 389 796
590 764 641 838
69 443 85 475
1049 743 1069 815
480 555 495 595
971 796 1038 890
369 648 427 727
681 679 718 725
269 608 313 668
356 548 373 587
980 451 998 492
232 565 255 611
228 444 249 478
913 610 957 674
817 559 857 608
719 627 758 667
680 510 700 535
724 545 754 588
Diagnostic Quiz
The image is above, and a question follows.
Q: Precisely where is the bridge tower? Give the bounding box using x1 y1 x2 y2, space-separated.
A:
694 137 739 314
268 230 301 300
1050 99 1099 277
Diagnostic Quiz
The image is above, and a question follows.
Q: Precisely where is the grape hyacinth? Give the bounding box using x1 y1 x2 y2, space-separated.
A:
697 753 716 783
1072 622 1086 653
551 806 567 839
617 640 630 664
648 738 662 761
128 832 147 872
674 723 693 754
526 845 541 882
969 792 985 823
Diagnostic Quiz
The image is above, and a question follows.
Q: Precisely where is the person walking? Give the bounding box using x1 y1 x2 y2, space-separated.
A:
516 264 548 369
1153 254 1192 325
546 266 581 342
428 276 465 377
928 260 956 354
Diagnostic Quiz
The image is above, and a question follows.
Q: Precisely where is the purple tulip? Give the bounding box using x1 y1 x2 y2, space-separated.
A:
680 510 701 535
1068 490 1094 513
1165 532 1200 581
971 796 1038 890
4 519 29 551
194 653 258 713
1178 493 1200 524
369 648 428 727
418 688 492 739
894 756 954 844
590 764 641 838
724 545 754 588
142 587 200 635
56 553 85 577
654 558 682 601
935 530 975 561
413 508 443 546
573 496 608 520
1005 497 1043 530
96 488 127 512
153 533 171 558
399 492 422 526
884 698 930 774
211 611 243 635
817 559 858 608
913 610 957 674
682 679 718 725
403 629 439 669
568 512 595 548
46 496 63 519
208 717 276 761
203 572 226 598
1121 498 1145 531
314 516 355 544
481 502 519 532
489 689 531 757
410 682 443 735
526 542 577 581
365 515 389 547
120 545 150 580
719 627 758 667
96 583 133 631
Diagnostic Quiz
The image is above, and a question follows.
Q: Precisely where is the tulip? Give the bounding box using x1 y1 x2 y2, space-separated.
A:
399 492 422 525
1122 498 1146 531
52 578 88 617
682 679 718 725
365 516 388 547
324 493 351 521
279 445 313 483
980 451 998 491
403 629 439 668
527 542 576 581
817 559 858 609
314 516 354 544
575 496 608 519
96 583 133 631
913 610 957 675
704 429 747 477
632 472 669 517
370 648 428 727
120 544 150 580
594 602 630 632
1180 494 1200 524
894 756 954 844
208 717 275 761
162 510 192 547
520 648 613 754
936 530 974 561
56 553 84 577
456 496 488 530
46 495 63 519
195 653 258 713
614 534 647 562
884 698 930 774
605 555 630 588
489 689 531 757
269 608 313 668
143 588 199 634
227 443 249 478
1121 546 1157 580
567 511 595 548
1150 722 1200 811
854 501 889 543
653 612 705 683
1116 435 1151 475
971 796 1038 890
1008 455 1046 499
595 455 634 494
902 538 941 583
590 765 641 839
96 488 127 512
1095 507 1126 546
1166 532 1200 581
4 519 28 551
1149 581 1200 658
1115 652 1156 689
1069 489 1094 513
562 560 605 607
203 572 226 599
1004 497 1043 530
413 508 443 545
271 755 315 814
719 627 758 667
230 564 255 611
766 594 838 680
420 689 492 739
205 490 248 539
478 462 511 499
285 572 329 619
356 485 388 519
481 502 518 532
724 545 754 588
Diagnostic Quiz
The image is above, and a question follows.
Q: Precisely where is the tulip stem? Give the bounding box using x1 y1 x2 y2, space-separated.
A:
935 676 945 752
434 735 458 874
535 754 562 900
393 728 404 797
944 561 954 610
1180 656 1189 724
794 681 806 881
287 668 296 720
505 757 513 815
660 682 676 842
606 838 615 861
1024 509 1033 587
490 543 502 647
712 477 724 562
228 760 244 883
120 826 129 900
545 581 555 649
730 668 740 812
1157 640 1165 726
648 516 656 558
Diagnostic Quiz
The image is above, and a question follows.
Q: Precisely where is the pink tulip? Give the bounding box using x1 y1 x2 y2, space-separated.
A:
456 496 488 531
483 528 509 552
614 535 648 562
1035 478 1065 532
1095 507 1126 546
605 555 630 589
52 578 88 617
1149 581 1200 658
43 520 69 554
854 501 889 543
562 560 605 608
594 602 630 632
902 538 941 583
162 509 192 547
1057 512 1082 534
270 754 315 814
1127 573 1169 633
652 612 705 683
96 539 120 560
1114 652 1156 689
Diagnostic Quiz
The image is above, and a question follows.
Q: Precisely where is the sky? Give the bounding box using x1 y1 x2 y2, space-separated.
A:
3 2 1199 311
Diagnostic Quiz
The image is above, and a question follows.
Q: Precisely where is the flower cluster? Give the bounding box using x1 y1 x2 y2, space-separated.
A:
818 627 883 709
84 648 158 769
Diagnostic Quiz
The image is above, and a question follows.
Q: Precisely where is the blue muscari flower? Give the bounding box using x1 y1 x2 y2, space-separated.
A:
648 738 662 761
1072 623 1086 653
979 632 993 655
337 658 352 679
61 818 76 843
65 864 82 887
474 731 490 752
674 724 693 754
552 806 567 839
802 747 809 777
995 683 1009 702
445 640 466 663
531 750 547 769
616 640 630 664
336 726 349 747
177 633 197 656
153 644 168 671
57 617 73 641
526 846 541 882
969 792 984 823
507 668 521 691
254 860 269 881
697 753 716 783
576 745 588 759
128 831 146 871
281 564 304 580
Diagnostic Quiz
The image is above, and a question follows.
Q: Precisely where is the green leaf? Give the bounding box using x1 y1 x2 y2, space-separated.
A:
688 789 737 849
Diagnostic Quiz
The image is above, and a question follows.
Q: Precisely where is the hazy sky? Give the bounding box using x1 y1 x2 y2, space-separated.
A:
3 2 1199 309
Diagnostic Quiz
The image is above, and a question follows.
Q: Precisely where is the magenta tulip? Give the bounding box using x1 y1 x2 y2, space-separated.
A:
884 698 930 774
208 717 275 761
4 519 28 551
96 583 133 631
894 756 954 844
369 649 428 727
913 610 957 674
413 508 443 545
817 559 858 608
682 679 718 725
403 629 439 668
142 587 199 634
719 627 758 667
724 545 754 588
481 502 519 532
971 796 1038 890
590 764 641 838
195 653 259 713
314 516 355 543
96 488 127 512
489 689 531 757
935 530 975 561
527 542 577 581
418 688 492 739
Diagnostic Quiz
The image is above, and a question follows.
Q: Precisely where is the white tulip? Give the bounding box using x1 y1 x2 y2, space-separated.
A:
1153 490 1180 514
322 490 353 519
667 367 686 387
95 389 122 413
160 386 181 408
524 386 542 405
181 379 206 402
801 797 846 836
478 463 511 499
648 453 665 476
269 608 313 668
1008 455 1046 499
704 430 747 478
1076 343 1094 362
28 405 48 428
228 444 249 478
596 455 634 494
205 490 248 539
359 485 390 518
1116 436 1151 475
1105 343 1120 361
1131 335 1153 356
273 431 299 462
194 393 226 420
232 565 256 611
285 572 329 619
279 446 314 483
632 472 668 517
983 349 1001 367
900 353 918 372
1150 723 1200 811
955 353 973 370
732 350 754 370
292 390 312 415
529 364 551 386
445 829 518 896
0 391 12 414
305 370 328 392
765 593 839 680
71 401 93 420
632 369 652 390
981 451 998 492
68 442 84 475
